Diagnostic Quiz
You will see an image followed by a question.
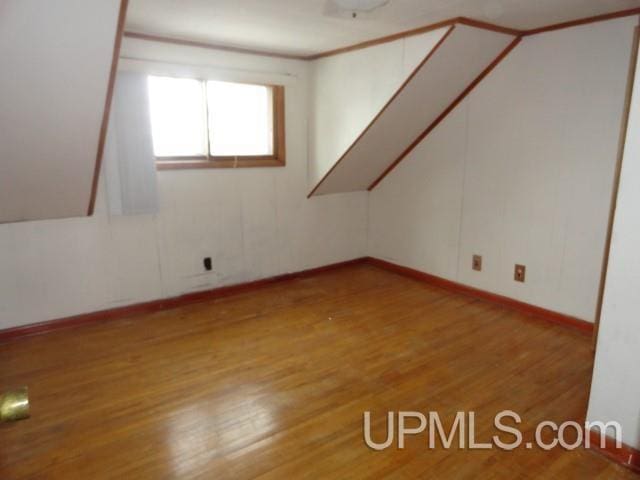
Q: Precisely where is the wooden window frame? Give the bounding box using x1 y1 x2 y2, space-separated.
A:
155 82 285 170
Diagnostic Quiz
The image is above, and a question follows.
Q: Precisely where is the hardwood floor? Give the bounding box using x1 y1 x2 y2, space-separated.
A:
0 264 636 479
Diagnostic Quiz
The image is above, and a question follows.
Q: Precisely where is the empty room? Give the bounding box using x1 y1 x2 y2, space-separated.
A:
2 0 640 478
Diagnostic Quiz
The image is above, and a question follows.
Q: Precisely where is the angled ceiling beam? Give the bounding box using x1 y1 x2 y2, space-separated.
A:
367 36 521 191
308 23 519 197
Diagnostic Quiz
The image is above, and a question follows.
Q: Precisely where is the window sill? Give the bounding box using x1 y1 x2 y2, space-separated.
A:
156 156 286 170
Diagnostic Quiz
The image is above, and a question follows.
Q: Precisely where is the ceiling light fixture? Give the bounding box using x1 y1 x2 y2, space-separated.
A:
332 0 390 15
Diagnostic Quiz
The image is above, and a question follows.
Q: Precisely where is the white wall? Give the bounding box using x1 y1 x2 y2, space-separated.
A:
308 28 448 187
588 31 640 449
0 38 368 330
0 0 121 222
368 18 636 321
0 18 635 331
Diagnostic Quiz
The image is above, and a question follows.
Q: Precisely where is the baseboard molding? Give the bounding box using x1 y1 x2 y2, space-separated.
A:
588 429 640 473
0 257 368 343
365 257 594 334
0 255 594 342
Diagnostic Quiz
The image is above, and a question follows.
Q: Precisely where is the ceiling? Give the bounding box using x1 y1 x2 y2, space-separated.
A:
125 0 640 57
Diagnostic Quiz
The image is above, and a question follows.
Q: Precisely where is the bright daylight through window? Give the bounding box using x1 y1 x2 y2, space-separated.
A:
147 76 285 169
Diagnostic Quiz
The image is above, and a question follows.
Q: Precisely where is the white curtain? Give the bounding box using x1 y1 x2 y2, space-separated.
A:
104 72 158 215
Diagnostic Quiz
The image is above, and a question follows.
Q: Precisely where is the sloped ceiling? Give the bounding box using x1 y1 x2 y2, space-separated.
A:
309 23 519 196
126 0 640 57
0 0 126 223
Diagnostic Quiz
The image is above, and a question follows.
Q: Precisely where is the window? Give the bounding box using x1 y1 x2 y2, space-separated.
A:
147 76 285 169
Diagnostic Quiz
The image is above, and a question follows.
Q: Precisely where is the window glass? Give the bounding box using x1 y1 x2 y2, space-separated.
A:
147 76 208 157
207 81 273 156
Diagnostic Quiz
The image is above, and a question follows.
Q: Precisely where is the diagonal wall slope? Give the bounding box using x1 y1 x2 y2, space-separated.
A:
309 24 519 197
308 26 452 190
0 0 127 223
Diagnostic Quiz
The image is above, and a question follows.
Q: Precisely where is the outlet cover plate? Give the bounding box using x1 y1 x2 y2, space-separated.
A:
514 264 526 282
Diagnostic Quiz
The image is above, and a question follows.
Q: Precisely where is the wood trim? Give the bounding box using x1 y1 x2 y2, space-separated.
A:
587 429 640 473
0 255 594 342
124 10 640 64
307 19 459 60
307 24 457 198
455 17 523 36
88 0 129 216
124 18 489 63
313 10 640 60
156 157 285 170
522 8 640 36
307 18 520 60
592 25 640 348
0 258 368 343
367 35 521 190
124 31 309 61
366 257 594 333
273 85 287 166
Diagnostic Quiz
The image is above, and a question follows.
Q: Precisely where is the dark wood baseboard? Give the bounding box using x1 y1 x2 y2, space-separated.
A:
588 429 640 473
0 256 595 342
0 258 368 343
365 257 594 334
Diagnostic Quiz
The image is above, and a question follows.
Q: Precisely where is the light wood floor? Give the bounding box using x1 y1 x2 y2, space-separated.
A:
0 264 636 479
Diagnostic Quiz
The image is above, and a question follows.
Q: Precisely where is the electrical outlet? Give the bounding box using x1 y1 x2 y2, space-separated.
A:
472 255 482 272
514 264 526 282
203 257 212 271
